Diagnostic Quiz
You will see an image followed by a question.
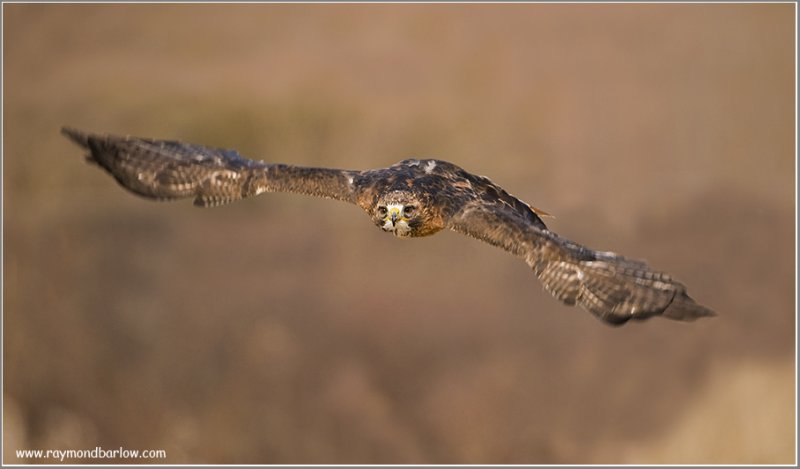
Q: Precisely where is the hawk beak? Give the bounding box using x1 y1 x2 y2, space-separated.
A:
390 209 399 225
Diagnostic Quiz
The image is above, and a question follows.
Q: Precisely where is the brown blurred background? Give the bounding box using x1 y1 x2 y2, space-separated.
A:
3 3 795 464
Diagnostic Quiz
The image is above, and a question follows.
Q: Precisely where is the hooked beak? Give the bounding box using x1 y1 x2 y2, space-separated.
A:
389 208 400 225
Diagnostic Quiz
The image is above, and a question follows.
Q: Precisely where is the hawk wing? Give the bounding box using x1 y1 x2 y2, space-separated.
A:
62 127 358 207
447 195 715 325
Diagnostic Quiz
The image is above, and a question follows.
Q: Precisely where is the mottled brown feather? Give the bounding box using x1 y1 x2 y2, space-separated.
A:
61 128 358 207
448 201 715 325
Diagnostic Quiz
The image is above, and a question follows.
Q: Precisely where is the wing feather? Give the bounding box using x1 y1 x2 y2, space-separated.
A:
448 199 715 325
62 127 359 207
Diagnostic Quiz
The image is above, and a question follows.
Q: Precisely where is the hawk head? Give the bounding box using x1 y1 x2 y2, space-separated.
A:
373 190 425 238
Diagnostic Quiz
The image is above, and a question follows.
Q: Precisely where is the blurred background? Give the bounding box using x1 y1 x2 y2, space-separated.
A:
3 3 795 464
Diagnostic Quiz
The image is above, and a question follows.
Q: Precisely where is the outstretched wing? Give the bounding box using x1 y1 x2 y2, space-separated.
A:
448 199 715 325
62 127 358 207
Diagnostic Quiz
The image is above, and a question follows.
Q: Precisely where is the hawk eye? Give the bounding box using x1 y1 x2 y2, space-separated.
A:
403 205 415 216
377 206 388 217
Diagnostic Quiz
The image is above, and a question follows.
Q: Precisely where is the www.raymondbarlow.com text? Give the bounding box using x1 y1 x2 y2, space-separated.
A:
16 446 166 462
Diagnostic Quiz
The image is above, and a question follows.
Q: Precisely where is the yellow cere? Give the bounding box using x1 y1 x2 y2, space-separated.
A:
386 204 407 221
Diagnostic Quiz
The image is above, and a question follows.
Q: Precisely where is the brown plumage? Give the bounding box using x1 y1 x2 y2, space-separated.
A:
62 127 715 326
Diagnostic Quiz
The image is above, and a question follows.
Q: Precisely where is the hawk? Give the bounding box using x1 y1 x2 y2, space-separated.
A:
62 127 715 326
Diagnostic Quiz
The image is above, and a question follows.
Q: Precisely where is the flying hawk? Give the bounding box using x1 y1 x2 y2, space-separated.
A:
62 127 715 325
